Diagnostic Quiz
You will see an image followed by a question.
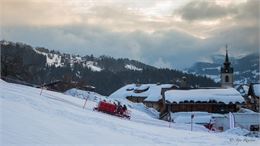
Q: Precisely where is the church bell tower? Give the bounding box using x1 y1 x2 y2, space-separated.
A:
221 45 234 88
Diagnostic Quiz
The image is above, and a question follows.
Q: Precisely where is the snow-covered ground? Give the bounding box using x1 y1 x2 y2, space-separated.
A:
34 49 63 67
1 80 259 146
125 64 143 71
64 88 106 101
83 61 102 72
206 75 221 83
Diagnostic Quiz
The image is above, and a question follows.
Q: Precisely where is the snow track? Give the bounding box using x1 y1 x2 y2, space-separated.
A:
41 92 83 108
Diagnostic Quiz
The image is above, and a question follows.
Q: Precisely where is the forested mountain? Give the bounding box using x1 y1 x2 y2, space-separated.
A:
1 40 218 95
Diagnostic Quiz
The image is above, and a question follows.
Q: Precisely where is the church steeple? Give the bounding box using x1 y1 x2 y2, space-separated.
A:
225 45 230 64
220 45 234 88
224 45 231 68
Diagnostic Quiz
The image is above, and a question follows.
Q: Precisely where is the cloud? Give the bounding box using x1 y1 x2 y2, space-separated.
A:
175 0 237 21
1 0 259 69
1 20 258 69
1 24 201 67
1 0 82 26
175 0 259 25
153 58 172 69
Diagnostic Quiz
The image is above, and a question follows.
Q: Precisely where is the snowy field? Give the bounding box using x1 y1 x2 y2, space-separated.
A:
0 80 259 146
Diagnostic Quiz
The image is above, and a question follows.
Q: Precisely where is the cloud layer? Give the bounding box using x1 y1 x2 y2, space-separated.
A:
1 0 259 69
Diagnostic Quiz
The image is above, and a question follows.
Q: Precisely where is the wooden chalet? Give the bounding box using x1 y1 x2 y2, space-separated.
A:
159 88 245 120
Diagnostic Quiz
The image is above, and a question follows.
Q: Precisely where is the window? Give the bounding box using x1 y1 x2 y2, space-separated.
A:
250 125 259 131
225 75 229 82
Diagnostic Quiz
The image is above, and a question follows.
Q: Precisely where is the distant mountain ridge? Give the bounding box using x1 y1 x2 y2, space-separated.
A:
1 40 218 95
186 54 260 84
34 46 156 73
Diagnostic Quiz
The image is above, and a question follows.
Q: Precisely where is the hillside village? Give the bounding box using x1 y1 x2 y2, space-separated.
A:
107 48 260 133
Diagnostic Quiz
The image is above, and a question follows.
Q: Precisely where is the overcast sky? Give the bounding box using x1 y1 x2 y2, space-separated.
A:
1 0 259 69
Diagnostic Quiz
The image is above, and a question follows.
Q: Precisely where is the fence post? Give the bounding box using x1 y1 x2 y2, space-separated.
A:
169 113 171 128
168 108 172 128
40 85 44 95
191 114 194 131
83 95 89 109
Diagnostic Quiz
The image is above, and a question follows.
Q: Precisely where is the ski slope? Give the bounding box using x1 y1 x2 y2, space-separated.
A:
0 80 259 146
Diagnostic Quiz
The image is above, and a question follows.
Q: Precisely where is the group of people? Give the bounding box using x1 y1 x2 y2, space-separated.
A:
114 102 127 114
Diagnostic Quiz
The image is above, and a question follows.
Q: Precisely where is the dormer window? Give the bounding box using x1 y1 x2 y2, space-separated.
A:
126 88 134 91
134 86 149 93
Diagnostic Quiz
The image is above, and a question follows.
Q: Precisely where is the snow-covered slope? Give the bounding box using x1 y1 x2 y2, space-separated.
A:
65 88 161 119
64 88 106 100
125 64 143 71
1 80 259 145
34 49 64 67
83 61 103 72
33 46 149 73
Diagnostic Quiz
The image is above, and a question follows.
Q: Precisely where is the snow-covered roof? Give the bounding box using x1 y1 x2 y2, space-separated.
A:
108 84 174 102
165 88 245 104
235 84 249 96
253 84 260 97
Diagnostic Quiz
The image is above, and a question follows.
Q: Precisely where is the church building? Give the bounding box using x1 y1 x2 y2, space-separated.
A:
221 45 234 88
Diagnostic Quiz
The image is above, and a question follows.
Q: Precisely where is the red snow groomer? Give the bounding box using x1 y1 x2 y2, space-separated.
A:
93 101 131 119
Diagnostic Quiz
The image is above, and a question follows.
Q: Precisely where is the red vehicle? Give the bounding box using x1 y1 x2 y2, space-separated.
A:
94 101 131 119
